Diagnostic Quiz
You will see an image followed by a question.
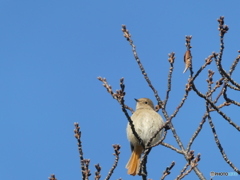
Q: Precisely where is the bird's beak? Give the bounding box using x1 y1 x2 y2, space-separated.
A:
134 98 139 102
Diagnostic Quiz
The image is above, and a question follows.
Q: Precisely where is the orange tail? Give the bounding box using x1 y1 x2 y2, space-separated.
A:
126 145 143 175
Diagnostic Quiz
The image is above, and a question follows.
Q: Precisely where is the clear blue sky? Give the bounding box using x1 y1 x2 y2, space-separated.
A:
0 1 240 180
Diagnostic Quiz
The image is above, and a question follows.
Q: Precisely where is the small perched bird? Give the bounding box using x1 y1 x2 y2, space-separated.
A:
183 50 192 73
126 98 164 176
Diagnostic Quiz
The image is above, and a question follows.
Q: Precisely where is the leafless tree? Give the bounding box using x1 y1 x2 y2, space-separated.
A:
50 16 240 180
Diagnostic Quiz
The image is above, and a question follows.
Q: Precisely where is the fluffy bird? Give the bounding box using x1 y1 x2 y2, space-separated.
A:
183 50 192 73
126 98 164 175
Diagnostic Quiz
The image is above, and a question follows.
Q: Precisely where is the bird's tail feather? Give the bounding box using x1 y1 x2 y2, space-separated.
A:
126 145 143 176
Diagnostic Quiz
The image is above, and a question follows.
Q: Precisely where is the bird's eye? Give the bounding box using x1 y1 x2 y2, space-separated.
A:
145 101 148 104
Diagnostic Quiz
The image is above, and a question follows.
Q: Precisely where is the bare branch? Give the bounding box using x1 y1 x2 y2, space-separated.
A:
226 83 240 91
207 78 224 99
176 153 201 180
191 53 217 83
98 77 144 147
206 102 240 174
215 16 240 89
82 159 91 180
228 53 240 76
223 84 240 106
74 123 91 179
105 144 121 180
191 81 240 131
164 52 175 109
94 164 101 180
122 25 188 161
161 142 184 154
209 101 231 111
122 25 164 111
161 161 176 180
187 113 207 151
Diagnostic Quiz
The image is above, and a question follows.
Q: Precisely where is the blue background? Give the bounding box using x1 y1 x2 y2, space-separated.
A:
0 1 240 179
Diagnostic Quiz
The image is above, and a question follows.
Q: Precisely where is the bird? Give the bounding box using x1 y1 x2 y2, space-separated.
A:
183 50 192 73
126 98 164 176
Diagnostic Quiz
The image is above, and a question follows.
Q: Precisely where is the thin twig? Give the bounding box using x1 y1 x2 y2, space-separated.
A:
228 53 240 76
98 77 144 147
161 161 176 180
95 164 101 180
105 144 121 180
122 24 164 113
192 53 217 82
176 162 190 180
74 123 91 180
169 90 190 122
164 52 175 109
213 79 225 104
206 102 240 174
226 83 240 91
161 142 184 154
209 101 232 111
191 82 240 131
82 159 91 180
175 154 201 180
223 84 240 106
215 16 240 89
187 113 207 151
